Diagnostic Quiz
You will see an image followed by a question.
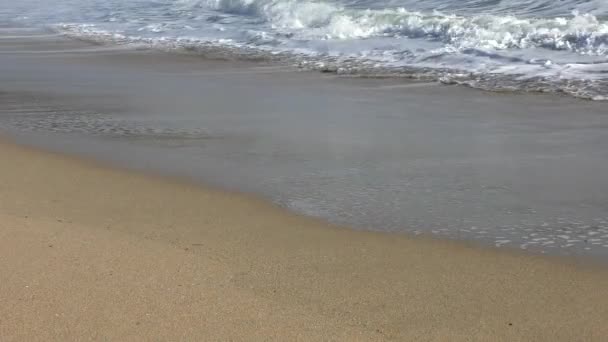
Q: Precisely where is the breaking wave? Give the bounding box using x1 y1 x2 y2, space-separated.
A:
187 0 608 55
2 0 608 99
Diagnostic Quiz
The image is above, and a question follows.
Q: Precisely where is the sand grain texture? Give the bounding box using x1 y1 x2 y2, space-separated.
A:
1 141 608 341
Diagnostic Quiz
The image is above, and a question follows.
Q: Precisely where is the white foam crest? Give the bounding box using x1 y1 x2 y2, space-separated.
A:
344 10 608 55
177 0 608 55
318 9 608 55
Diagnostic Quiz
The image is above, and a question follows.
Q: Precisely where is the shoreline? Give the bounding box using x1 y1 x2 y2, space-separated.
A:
2 28 608 339
3 132 607 267
0 133 595 263
2 137 608 340
2 28 608 258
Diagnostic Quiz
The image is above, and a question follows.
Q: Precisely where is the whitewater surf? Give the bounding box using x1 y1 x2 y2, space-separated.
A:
2 0 608 99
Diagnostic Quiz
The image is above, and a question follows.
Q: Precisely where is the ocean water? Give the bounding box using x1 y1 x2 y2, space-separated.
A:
1 0 608 99
2 34 608 259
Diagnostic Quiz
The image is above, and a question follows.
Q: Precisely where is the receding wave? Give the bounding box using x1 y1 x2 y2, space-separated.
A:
3 0 608 99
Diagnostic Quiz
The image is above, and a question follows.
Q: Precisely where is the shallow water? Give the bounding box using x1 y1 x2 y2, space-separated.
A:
1 0 608 99
2 31 608 259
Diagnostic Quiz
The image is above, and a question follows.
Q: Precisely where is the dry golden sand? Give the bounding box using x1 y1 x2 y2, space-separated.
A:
0 140 607 341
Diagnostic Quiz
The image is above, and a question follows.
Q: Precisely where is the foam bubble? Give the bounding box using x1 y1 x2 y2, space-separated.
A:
5 0 608 99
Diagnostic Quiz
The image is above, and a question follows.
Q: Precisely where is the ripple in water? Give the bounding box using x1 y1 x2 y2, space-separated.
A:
0 92 217 147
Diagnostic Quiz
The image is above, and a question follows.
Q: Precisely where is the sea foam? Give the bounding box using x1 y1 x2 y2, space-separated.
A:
2 0 608 99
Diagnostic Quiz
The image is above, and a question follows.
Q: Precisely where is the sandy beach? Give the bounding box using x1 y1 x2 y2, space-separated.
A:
2 27 608 340
1 139 608 341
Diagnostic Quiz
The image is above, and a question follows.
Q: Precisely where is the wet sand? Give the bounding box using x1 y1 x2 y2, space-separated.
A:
3 29 608 257
2 29 608 340
2 138 608 341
